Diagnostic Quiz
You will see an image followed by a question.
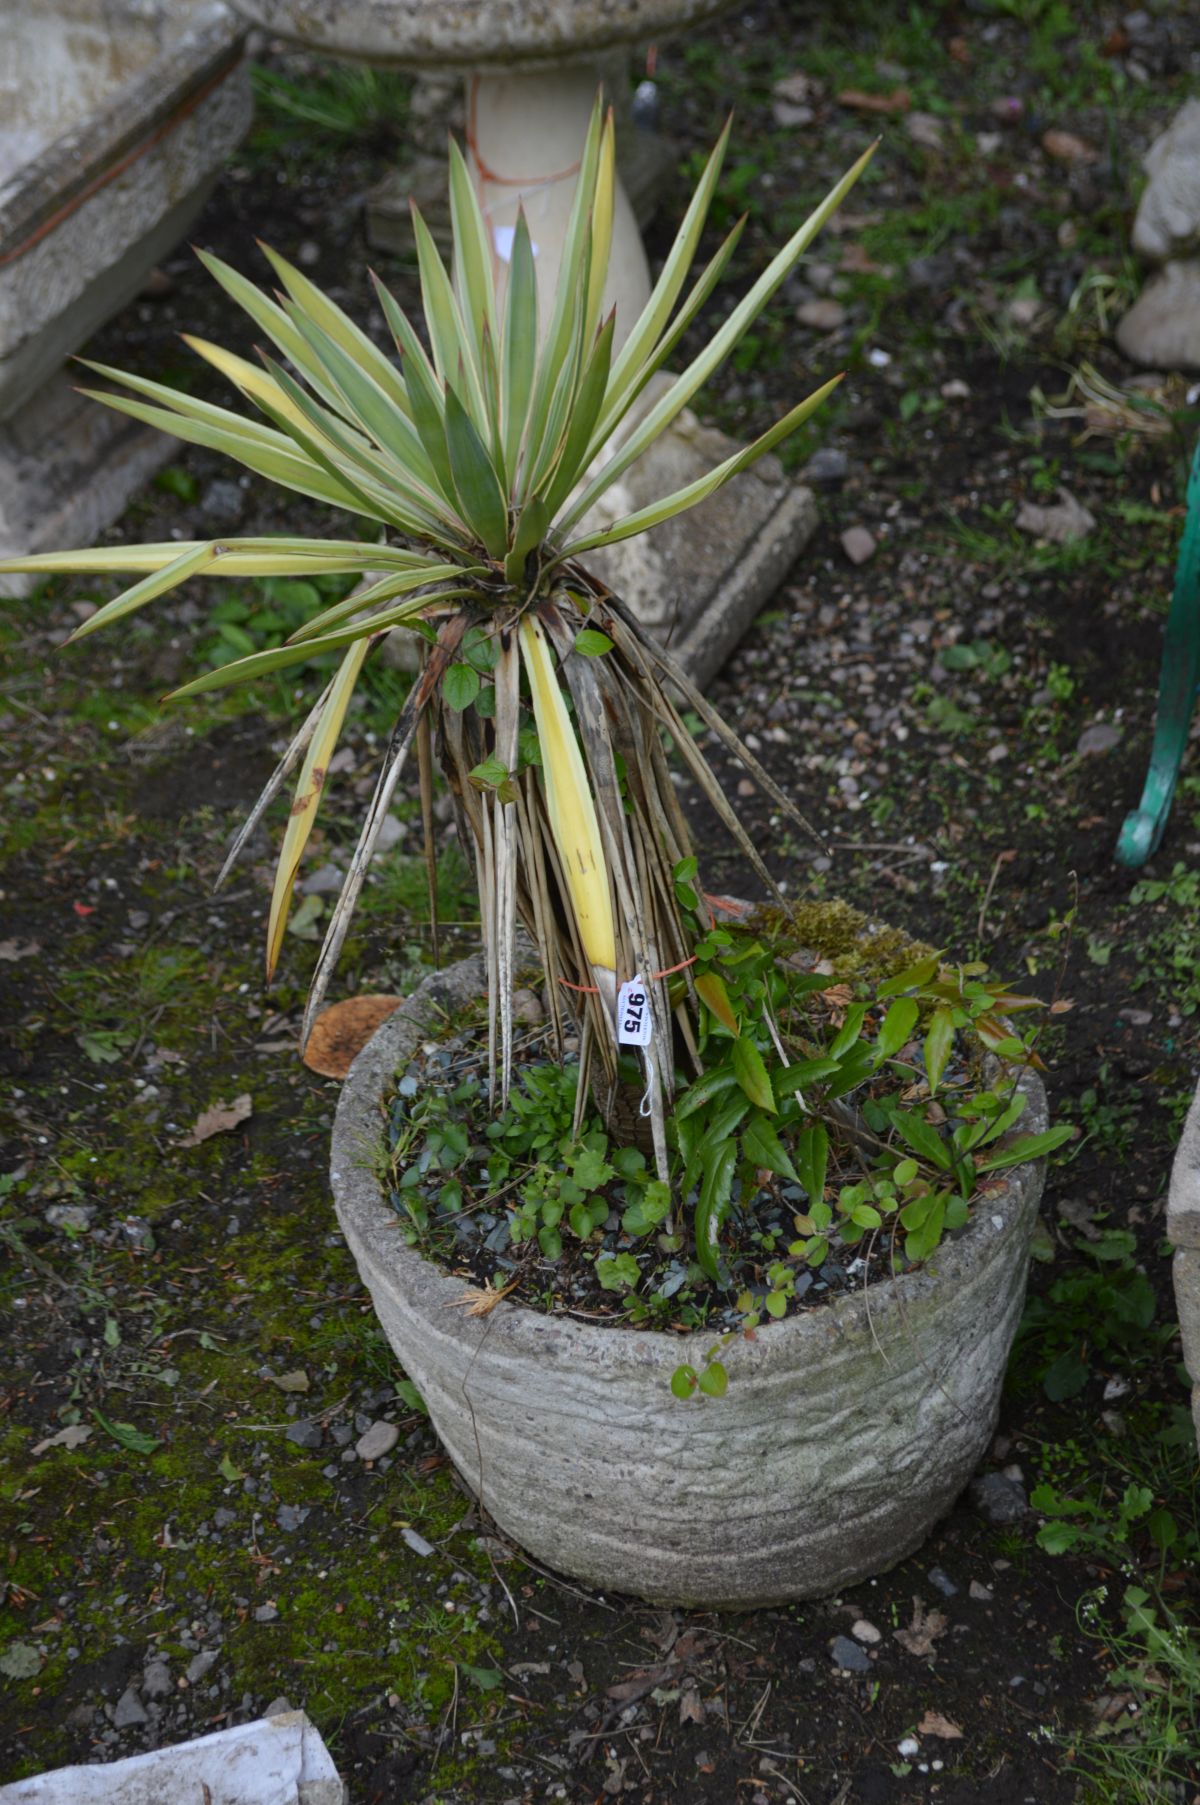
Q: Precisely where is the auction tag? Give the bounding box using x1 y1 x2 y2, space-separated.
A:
616 976 653 1047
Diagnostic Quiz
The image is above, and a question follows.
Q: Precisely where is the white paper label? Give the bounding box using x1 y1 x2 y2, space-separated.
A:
616 976 653 1047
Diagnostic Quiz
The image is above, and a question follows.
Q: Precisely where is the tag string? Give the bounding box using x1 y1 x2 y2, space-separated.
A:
639 1053 655 1118
558 953 697 996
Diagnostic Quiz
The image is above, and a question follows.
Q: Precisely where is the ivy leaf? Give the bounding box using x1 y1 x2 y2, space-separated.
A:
975 1125 1074 1172
91 1408 160 1455
742 1115 799 1184
924 1006 954 1094
794 1123 828 1205
731 1036 775 1113
671 1364 698 1400
574 628 613 656
876 954 941 997
462 1663 504 1691
469 756 510 790
695 971 738 1034
443 663 481 711
876 996 918 1059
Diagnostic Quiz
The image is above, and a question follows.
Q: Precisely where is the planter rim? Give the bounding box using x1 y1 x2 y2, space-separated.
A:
331 948 1049 1372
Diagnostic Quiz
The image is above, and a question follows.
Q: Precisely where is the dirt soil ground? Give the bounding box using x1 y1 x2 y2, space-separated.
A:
3 4 1200 1803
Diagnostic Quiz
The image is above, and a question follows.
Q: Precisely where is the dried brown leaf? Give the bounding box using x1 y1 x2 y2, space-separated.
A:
301 994 405 1079
893 1597 950 1657
180 1093 253 1147
31 1424 93 1455
837 86 911 114
917 1709 963 1739
444 1278 517 1317
0 939 40 962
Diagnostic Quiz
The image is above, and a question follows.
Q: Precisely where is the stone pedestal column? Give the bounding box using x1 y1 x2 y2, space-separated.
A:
1167 1081 1200 1441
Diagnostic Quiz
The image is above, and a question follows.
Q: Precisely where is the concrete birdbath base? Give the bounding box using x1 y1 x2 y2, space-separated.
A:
0 0 252 592
234 0 818 666
331 950 1050 1609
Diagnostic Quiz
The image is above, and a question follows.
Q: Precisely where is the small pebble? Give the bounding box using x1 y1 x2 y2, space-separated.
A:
928 1566 958 1598
401 1526 436 1558
355 1420 400 1462
840 525 877 565
969 1580 993 1602
897 1736 920 1757
851 1619 881 1644
112 1686 148 1728
830 1634 872 1672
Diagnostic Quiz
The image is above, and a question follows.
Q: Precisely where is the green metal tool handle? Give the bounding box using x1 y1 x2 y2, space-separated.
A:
1117 435 1200 868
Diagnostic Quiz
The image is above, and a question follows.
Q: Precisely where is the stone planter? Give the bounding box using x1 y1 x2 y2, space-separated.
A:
1166 1083 1200 1443
331 954 1049 1608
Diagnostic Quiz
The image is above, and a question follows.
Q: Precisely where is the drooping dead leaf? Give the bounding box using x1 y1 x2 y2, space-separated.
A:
302 995 405 1079
180 1094 253 1147
0 939 40 962
31 1423 93 1456
893 1597 950 1657
917 1710 963 1739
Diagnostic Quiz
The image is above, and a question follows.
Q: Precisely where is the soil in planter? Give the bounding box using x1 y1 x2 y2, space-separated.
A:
382 954 1032 1332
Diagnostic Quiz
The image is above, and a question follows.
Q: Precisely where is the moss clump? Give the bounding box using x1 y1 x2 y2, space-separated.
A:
748 897 935 981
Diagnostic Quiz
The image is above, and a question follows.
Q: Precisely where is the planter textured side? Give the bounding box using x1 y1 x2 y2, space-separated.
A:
1167 1082 1200 1443
332 957 1049 1608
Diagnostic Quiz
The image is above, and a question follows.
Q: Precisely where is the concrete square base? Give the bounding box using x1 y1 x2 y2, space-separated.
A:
0 373 179 598
579 396 819 686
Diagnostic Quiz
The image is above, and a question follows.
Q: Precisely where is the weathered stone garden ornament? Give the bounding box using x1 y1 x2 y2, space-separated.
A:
0 0 252 591
233 0 817 680
1117 98 1200 371
1166 1080 1200 1444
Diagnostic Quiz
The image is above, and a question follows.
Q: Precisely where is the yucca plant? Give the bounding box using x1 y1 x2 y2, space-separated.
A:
0 107 874 1180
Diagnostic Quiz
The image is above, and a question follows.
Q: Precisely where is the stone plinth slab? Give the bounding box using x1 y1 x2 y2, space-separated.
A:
0 3 252 417
0 1711 344 1805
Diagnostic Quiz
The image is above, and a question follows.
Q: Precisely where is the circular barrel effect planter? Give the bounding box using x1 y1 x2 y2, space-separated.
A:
331 954 1049 1608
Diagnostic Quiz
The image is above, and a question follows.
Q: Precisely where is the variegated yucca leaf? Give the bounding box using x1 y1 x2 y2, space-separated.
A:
0 103 875 1161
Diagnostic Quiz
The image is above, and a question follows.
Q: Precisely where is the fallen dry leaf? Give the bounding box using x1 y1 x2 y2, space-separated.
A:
1015 490 1096 545
1042 127 1098 165
269 1369 310 1393
0 939 40 962
917 1710 963 1739
678 1684 705 1725
894 1597 950 1657
31 1424 93 1456
302 994 405 1079
180 1094 253 1147
837 85 911 115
